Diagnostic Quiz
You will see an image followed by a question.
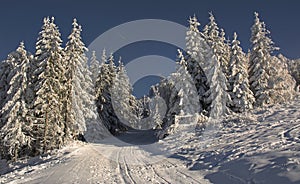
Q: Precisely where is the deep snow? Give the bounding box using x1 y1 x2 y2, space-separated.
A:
1 96 300 184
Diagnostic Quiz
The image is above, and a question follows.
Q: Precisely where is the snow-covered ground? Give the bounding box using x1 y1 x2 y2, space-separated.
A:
0 137 210 183
1 97 300 184
162 96 300 183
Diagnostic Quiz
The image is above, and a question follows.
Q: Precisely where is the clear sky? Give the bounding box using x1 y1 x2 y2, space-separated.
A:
0 0 299 97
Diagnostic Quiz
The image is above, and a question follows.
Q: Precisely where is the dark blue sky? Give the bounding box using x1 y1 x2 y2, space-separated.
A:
1 0 300 60
1 0 300 97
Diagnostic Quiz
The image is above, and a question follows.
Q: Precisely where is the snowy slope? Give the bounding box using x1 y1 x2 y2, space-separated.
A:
162 95 300 183
1 96 300 184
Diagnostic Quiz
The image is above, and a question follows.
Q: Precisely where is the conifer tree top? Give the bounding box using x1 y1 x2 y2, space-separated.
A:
204 12 219 39
188 15 200 32
16 42 26 55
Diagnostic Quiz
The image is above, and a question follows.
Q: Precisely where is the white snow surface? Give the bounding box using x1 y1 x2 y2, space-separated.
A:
1 96 300 184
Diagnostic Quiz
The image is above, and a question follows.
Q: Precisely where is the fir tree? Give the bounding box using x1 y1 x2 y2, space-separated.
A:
219 28 231 76
111 60 140 129
155 50 201 138
89 51 101 83
185 15 209 110
204 54 231 119
100 49 107 67
203 13 230 77
0 42 32 160
268 56 296 103
185 14 231 119
64 19 84 137
249 12 282 106
203 12 220 50
228 32 255 112
152 93 163 129
31 17 65 154
280 54 300 87
152 82 180 139
0 52 17 128
65 19 96 139
95 54 127 134
174 50 200 115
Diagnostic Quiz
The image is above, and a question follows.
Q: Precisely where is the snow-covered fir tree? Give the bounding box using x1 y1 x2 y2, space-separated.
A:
31 17 65 154
80 55 100 138
185 14 231 119
63 18 81 140
173 50 200 115
64 19 97 139
203 53 231 119
83 59 110 142
151 93 163 129
133 95 153 130
95 56 112 129
64 22 108 143
99 49 107 69
268 56 296 103
280 54 300 87
185 15 209 110
0 53 17 129
186 15 201 59
141 95 151 118
155 50 201 138
219 28 231 76
95 54 128 134
152 82 180 139
228 32 255 112
203 13 230 76
111 60 140 129
0 60 12 114
0 42 32 160
249 12 275 106
249 12 295 106
89 50 101 83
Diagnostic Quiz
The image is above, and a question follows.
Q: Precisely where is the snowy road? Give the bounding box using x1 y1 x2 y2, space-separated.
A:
8 131 210 184
2 97 300 184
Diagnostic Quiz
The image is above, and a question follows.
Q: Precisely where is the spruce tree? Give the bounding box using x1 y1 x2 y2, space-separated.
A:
173 50 200 115
65 19 97 139
95 54 127 134
0 52 17 129
280 54 300 87
268 55 296 103
203 13 230 77
155 50 201 138
64 19 81 140
185 14 231 119
90 51 101 83
228 32 255 112
249 12 280 106
111 60 140 129
185 15 208 110
0 42 32 160
152 93 163 129
204 54 231 119
31 17 65 154
219 28 231 76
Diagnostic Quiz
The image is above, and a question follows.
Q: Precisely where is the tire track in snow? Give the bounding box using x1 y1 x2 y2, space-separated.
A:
116 147 127 184
130 146 171 184
116 147 137 184
120 148 136 184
